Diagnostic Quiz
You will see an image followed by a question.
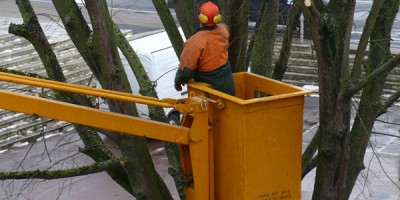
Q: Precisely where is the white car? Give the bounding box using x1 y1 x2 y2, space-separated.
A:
97 29 187 125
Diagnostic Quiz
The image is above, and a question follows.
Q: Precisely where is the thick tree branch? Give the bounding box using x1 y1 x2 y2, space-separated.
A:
111 9 184 197
272 4 302 81
0 158 123 180
0 68 48 79
302 128 319 179
245 0 266 68
84 1 174 199
10 0 67 83
302 0 321 35
171 0 198 38
300 0 325 69
249 0 279 77
344 53 400 98
378 89 400 116
226 0 249 72
151 0 184 58
350 0 383 82
302 156 317 179
52 0 97 77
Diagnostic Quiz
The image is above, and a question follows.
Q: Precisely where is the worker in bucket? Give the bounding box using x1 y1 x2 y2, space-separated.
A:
174 1 236 96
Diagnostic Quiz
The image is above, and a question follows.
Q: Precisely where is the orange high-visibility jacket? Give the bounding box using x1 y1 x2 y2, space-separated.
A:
175 24 236 96
179 24 229 72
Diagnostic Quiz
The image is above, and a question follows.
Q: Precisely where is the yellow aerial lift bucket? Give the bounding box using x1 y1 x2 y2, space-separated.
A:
186 72 311 200
0 71 310 200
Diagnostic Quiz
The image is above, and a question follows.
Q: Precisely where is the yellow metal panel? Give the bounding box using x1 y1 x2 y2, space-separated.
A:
243 100 303 199
187 72 310 200
0 90 190 144
179 100 214 200
187 111 211 200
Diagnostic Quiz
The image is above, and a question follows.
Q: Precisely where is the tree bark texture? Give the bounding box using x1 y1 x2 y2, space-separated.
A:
225 0 249 72
83 1 173 199
152 0 184 58
344 0 400 198
170 0 199 38
301 0 357 199
272 4 302 80
250 0 279 77
150 1 193 198
10 0 137 195
298 0 400 199
0 158 123 180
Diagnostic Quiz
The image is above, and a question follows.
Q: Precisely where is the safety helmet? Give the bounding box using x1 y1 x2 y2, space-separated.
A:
198 1 222 26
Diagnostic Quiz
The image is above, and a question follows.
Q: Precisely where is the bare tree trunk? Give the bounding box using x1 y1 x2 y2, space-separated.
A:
150 1 192 198
151 0 184 57
343 0 400 199
305 0 357 199
83 1 173 199
10 0 134 194
225 0 249 72
250 0 279 77
170 0 198 38
300 0 400 199
272 4 302 81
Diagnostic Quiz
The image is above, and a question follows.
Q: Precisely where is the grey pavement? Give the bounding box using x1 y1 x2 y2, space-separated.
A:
301 97 400 200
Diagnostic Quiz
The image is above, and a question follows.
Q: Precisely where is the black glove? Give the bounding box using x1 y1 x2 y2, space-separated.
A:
174 83 183 91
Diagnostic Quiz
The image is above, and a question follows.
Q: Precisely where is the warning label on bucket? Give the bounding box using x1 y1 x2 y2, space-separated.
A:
257 189 292 200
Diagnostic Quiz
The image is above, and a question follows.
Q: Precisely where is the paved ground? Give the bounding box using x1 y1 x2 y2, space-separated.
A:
301 97 400 200
0 96 399 199
0 132 174 200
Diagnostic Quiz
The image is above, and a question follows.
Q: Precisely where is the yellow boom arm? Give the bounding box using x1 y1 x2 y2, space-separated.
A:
0 72 213 199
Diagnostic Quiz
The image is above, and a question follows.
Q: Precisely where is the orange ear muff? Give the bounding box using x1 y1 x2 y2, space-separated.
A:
199 13 209 24
213 13 222 24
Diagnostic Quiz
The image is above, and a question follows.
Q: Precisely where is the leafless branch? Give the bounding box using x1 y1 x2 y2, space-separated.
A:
0 158 123 180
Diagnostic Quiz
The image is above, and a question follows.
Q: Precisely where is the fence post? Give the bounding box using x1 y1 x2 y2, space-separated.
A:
300 13 304 43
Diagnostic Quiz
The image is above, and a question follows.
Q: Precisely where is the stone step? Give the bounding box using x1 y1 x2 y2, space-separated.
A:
0 119 72 150
284 66 399 86
273 57 318 67
19 59 87 77
274 43 314 53
384 80 400 90
283 71 318 83
2 49 82 70
0 37 31 54
0 33 21 43
285 65 318 75
0 36 72 63
0 111 21 130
